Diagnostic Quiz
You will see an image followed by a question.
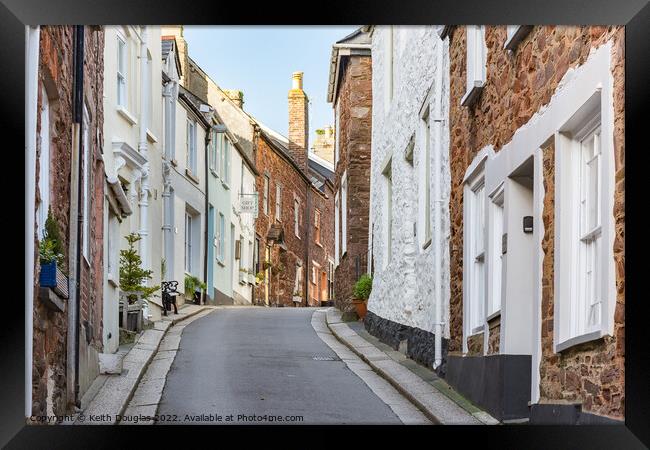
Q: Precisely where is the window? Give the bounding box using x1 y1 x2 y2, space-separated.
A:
263 175 269 215
82 105 91 261
186 118 197 174
488 188 504 317
117 36 127 107
209 129 218 173
314 210 321 244
467 176 486 333
328 259 335 300
420 109 432 246
556 108 610 351
334 101 340 167
185 212 193 273
275 183 282 221
462 25 487 106
334 193 340 264
382 160 392 267
294 199 300 238
341 172 348 255
37 83 50 239
217 212 225 262
223 137 231 185
294 263 303 296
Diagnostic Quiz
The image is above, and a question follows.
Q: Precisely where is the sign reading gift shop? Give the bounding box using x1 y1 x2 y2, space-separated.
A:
239 193 259 218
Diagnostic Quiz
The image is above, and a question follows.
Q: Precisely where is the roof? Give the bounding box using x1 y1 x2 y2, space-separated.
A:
178 85 212 129
327 27 372 103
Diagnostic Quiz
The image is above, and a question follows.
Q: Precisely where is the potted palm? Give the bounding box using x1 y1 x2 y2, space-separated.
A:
352 274 372 320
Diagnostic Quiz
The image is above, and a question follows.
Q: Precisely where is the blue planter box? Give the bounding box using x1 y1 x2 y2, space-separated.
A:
40 262 57 287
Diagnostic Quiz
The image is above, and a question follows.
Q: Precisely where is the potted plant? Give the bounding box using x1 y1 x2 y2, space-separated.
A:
352 274 372 320
184 274 206 304
38 210 66 289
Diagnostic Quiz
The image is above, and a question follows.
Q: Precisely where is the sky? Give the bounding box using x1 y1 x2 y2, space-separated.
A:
183 26 359 144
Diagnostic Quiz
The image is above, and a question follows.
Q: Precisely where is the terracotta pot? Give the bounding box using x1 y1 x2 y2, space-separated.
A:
352 299 367 320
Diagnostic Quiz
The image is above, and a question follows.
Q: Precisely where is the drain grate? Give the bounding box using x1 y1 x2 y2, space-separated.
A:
312 355 339 361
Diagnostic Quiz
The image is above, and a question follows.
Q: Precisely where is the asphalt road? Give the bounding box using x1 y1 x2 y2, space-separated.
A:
156 307 402 425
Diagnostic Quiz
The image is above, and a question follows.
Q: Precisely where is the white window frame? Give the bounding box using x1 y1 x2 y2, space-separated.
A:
217 212 225 263
462 25 487 107
334 100 340 167
37 83 50 240
466 174 486 335
487 185 505 318
294 199 300 238
555 97 614 352
341 171 348 256
117 35 127 108
185 212 193 273
275 183 282 221
334 192 340 265
209 129 218 174
186 118 197 174
314 209 321 245
82 104 91 262
224 137 231 186
263 174 269 215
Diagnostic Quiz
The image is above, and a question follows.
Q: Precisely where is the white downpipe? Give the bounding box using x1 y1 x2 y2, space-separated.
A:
432 37 444 370
138 27 149 270
25 25 40 418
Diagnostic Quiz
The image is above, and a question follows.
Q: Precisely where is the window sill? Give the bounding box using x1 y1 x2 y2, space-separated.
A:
107 275 118 288
146 128 158 144
504 26 533 51
185 169 200 184
171 159 178 167
422 238 432 250
461 81 485 107
210 169 219 179
315 242 323 248
555 329 607 354
221 181 230 190
117 106 137 126
469 325 484 336
217 259 225 267
486 310 501 322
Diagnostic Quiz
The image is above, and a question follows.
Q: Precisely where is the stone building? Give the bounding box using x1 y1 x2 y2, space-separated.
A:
311 126 334 164
26 25 106 418
327 28 374 312
363 26 452 371
444 25 624 424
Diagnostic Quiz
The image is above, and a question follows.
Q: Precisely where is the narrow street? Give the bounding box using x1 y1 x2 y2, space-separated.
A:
156 308 405 424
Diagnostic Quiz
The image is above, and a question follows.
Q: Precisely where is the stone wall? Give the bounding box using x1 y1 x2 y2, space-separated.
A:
33 25 105 417
367 26 451 338
447 25 624 419
254 135 308 306
333 54 372 309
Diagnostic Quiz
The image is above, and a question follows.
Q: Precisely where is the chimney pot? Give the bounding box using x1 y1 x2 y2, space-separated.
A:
292 71 304 90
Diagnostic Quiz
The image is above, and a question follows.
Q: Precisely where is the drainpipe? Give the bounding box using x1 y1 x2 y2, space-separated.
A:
203 126 211 305
432 35 444 371
305 185 312 307
73 25 84 406
162 81 173 280
25 25 40 417
138 27 150 270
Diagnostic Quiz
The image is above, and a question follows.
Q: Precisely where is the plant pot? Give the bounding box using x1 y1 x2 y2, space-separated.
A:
40 261 57 287
352 299 367 320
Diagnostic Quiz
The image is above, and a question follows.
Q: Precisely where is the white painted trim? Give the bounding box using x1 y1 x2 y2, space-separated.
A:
116 105 137 125
113 140 147 168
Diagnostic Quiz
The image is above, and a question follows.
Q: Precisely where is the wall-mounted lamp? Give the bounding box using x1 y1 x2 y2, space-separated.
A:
523 216 533 233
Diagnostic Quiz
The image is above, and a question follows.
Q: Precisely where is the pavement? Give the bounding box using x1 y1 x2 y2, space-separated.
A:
325 308 498 425
156 307 424 424
75 303 212 425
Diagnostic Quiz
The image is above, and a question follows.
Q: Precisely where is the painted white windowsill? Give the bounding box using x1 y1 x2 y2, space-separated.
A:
116 105 137 126
146 128 158 143
486 310 501 322
107 274 118 288
555 329 608 354
461 81 485 107
504 26 533 51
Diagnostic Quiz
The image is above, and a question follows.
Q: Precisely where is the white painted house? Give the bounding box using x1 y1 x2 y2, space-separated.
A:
366 26 451 369
102 26 164 352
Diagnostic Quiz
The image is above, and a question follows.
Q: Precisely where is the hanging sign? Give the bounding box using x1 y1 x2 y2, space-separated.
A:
239 193 259 218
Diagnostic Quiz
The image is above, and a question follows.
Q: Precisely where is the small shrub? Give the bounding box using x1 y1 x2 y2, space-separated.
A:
353 274 372 301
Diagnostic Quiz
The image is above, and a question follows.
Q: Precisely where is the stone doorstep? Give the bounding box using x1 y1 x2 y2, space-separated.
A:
325 308 488 426
78 306 212 424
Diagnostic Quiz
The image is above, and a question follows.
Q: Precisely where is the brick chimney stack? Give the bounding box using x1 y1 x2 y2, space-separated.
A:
224 89 244 109
288 71 309 173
